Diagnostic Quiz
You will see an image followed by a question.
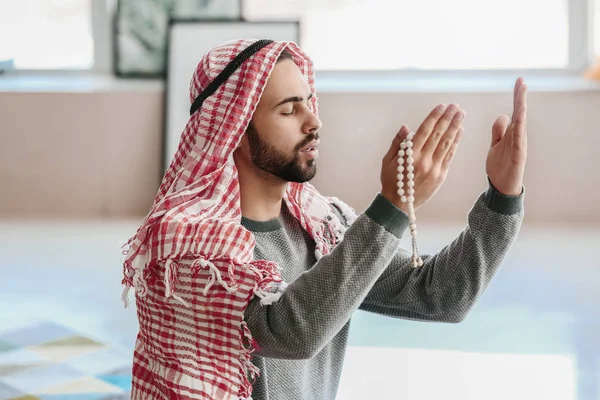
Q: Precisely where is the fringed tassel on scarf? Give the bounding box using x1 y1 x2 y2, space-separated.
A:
121 258 150 308
239 320 262 398
190 258 239 296
164 260 189 307
252 281 288 305
120 244 134 308
329 196 358 226
245 260 287 306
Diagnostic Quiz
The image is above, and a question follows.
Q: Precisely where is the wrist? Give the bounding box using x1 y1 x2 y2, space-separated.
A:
499 186 523 196
487 177 523 197
380 190 409 215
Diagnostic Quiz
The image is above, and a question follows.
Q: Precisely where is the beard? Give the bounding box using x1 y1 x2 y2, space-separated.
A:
246 124 318 183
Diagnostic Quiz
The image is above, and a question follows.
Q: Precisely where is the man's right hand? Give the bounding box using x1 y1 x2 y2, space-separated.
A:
381 104 465 214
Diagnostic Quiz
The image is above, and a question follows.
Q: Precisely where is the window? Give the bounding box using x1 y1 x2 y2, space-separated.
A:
0 0 595 72
595 0 600 56
243 0 571 70
0 0 94 70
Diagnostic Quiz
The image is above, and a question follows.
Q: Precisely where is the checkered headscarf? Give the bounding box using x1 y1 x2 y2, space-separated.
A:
121 39 357 399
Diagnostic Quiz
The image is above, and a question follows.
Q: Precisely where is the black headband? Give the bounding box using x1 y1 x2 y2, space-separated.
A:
189 39 275 116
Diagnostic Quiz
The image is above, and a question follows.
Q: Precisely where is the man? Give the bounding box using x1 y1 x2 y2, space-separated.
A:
121 39 527 400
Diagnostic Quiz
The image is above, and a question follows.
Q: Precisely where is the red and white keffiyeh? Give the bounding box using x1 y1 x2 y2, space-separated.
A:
121 39 357 399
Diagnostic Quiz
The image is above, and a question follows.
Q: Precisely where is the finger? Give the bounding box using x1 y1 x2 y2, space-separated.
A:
411 104 447 152
512 105 527 152
516 82 528 117
441 127 463 171
512 77 523 116
512 77 526 122
512 79 518 115
384 125 410 164
432 108 465 163
422 104 463 157
491 114 510 147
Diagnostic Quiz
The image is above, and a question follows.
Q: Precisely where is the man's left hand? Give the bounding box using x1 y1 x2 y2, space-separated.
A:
486 77 528 196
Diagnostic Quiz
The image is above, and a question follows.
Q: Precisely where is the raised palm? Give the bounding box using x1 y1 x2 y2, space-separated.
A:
486 77 528 196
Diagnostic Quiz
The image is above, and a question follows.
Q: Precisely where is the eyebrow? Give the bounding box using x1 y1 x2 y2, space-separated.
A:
273 93 313 109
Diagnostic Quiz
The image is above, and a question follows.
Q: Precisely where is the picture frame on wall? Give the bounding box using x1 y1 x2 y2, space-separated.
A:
162 19 300 172
113 0 243 78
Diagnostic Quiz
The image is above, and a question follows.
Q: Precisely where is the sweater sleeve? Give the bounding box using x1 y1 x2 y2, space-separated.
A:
358 178 524 323
243 195 409 360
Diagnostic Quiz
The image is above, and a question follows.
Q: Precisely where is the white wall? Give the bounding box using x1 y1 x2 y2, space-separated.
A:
313 87 600 225
0 89 163 218
1 80 599 224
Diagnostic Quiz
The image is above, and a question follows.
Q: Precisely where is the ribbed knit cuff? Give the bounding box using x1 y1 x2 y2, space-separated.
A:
365 194 410 238
483 177 525 215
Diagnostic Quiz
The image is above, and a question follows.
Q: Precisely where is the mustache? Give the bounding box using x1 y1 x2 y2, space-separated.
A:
296 133 320 151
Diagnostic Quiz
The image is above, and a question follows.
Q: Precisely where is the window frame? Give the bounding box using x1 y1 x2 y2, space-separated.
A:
1 0 111 75
2 0 596 76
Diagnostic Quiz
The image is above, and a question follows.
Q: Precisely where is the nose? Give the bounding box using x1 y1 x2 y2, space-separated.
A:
303 110 322 135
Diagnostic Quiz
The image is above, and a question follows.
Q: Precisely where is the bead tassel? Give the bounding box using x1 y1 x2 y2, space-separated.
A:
398 132 424 268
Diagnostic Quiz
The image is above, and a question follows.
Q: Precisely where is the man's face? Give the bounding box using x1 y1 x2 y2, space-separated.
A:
240 59 322 183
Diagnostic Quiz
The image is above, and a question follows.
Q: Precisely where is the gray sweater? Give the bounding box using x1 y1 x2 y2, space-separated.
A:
242 181 524 400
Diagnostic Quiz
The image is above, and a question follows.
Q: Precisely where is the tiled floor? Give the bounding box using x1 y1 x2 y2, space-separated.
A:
0 219 598 399
0 321 131 399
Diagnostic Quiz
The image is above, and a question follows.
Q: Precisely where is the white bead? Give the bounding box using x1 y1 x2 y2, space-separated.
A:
407 181 414 188
406 149 413 156
409 223 417 230
407 157 414 164
407 173 414 179
410 229 418 237
406 141 413 148
397 173 403 180
408 196 415 202
400 142 406 149
397 188 405 195
398 150 405 157
407 165 414 172
408 188 415 195
401 196 407 203
407 132 415 140
397 164 404 172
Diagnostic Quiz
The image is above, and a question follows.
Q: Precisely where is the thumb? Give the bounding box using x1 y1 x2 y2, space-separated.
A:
491 114 510 147
385 125 410 163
